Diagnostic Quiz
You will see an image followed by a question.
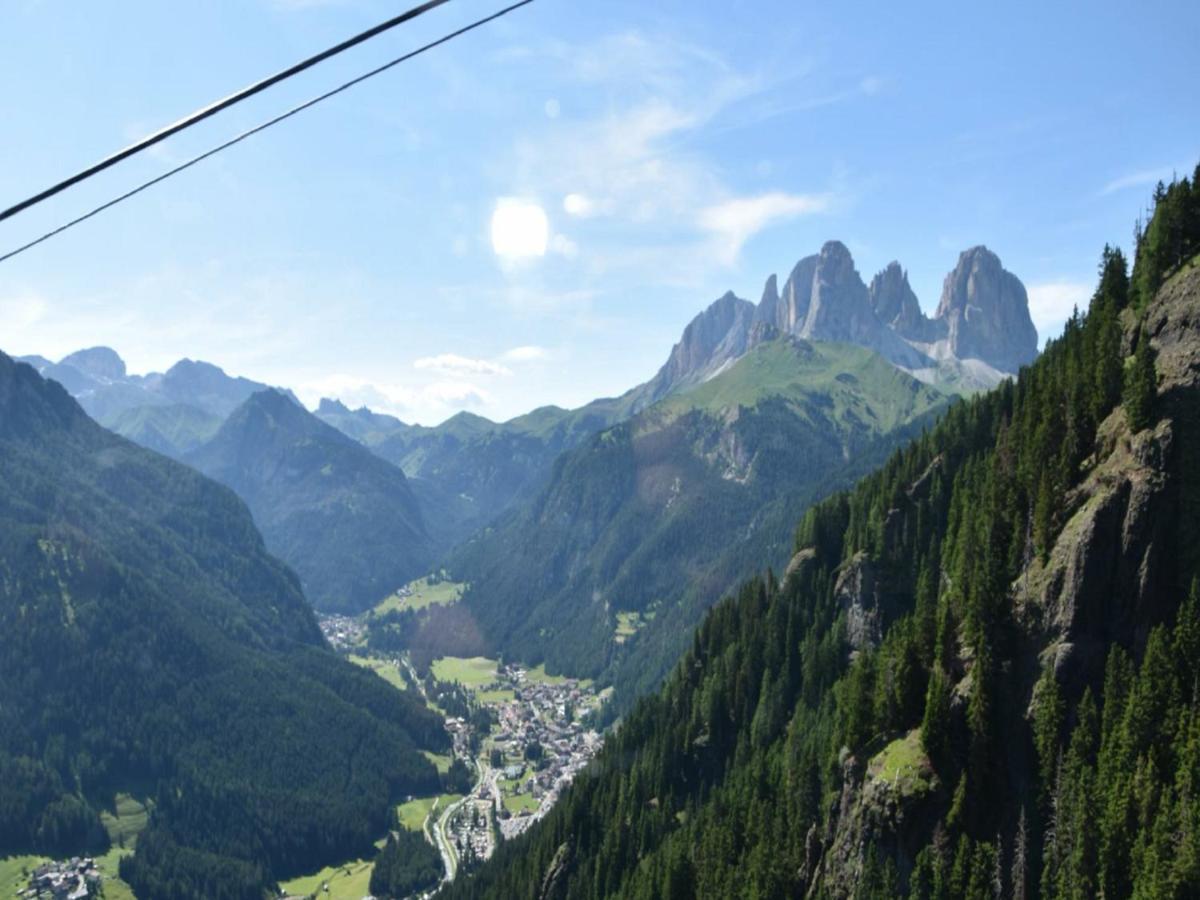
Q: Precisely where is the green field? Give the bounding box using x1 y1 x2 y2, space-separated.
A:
349 654 408 692
280 858 374 900
95 847 138 900
525 662 594 691
432 655 499 687
503 792 540 815
477 688 516 705
525 663 569 685
100 792 151 849
868 729 934 797
397 792 463 832
422 750 453 774
654 337 949 433
372 576 465 616
614 611 644 643
1 855 50 898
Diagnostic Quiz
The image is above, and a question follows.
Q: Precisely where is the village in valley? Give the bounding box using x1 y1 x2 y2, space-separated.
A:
445 662 605 847
300 576 608 896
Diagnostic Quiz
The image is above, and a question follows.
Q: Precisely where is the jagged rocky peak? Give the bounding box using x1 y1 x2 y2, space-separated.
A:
800 241 870 338
868 262 938 342
757 273 780 325
754 256 819 334
59 346 126 381
935 245 1038 371
317 397 351 415
649 290 756 397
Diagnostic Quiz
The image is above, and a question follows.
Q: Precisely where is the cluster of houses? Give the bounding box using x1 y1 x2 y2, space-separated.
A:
22 859 101 899
449 797 495 867
477 665 604 841
316 613 365 651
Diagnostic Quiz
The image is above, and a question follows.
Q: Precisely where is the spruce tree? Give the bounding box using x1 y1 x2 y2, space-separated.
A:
1123 327 1157 432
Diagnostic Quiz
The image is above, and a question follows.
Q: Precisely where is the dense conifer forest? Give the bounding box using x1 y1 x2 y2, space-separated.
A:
447 169 1200 898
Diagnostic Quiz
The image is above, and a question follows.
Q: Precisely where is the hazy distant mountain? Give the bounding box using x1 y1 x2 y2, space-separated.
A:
315 397 406 444
317 396 642 552
0 350 445 898
186 389 433 614
22 347 292 450
102 402 223 456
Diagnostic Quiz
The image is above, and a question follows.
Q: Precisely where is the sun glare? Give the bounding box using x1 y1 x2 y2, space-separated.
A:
490 198 549 260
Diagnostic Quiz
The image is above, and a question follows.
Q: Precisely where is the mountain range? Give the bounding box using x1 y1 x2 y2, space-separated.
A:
24 241 1034 634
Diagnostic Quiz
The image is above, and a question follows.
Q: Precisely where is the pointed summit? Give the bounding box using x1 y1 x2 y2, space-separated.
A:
640 290 757 406
935 246 1038 371
869 262 939 342
757 254 819 334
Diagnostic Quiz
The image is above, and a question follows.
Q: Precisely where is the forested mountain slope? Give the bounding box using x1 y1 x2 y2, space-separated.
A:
186 389 432 613
448 337 951 696
447 172 1200 899
320 395 642 552
0 352 448 899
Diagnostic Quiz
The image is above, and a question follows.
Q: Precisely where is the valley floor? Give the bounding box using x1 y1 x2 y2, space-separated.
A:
311 613 606 894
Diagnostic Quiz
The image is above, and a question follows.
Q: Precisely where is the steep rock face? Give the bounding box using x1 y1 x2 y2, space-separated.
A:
795 242 930 368
757 255 819 334
1021 414 1174 691
869 262 942 343
640 291 757 404
834 553 884 652
934 246 1038 371
675 242 1036 392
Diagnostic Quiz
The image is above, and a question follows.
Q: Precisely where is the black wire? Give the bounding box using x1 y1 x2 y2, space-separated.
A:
0 0 452 224
0 0 535 266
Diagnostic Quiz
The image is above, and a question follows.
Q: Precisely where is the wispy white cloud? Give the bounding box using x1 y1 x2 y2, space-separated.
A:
1027 279 1091 341
295 373 489 421
413 353 512 377
0 292 49 330
699 192 832 264
1100 166 1178 196
501 345 550 362
496 30 845 282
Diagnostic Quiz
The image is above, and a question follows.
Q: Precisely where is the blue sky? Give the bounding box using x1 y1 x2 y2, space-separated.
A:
2 0 1197 424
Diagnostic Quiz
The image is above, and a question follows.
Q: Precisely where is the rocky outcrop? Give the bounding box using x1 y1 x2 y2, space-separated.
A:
757 255 819 335
796 243 930 368
933 246 1038 372
835 553 885 652
869 262 943 344
1023 414 1175 691
638 291 757 407
1021 263 1200 690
